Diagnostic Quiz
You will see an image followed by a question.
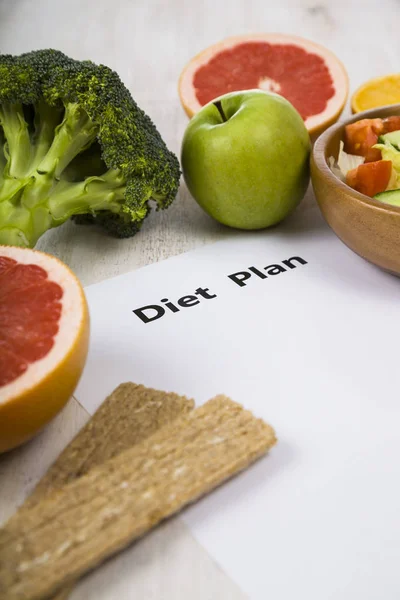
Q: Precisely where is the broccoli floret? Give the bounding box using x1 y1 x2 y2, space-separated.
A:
0 49 181 247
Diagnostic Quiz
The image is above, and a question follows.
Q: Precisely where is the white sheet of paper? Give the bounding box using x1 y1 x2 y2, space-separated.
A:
75 210 400 600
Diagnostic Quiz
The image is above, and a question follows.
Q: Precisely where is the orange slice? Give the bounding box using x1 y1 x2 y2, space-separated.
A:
178 33 349 138
0 246 89 452
351 74 400 113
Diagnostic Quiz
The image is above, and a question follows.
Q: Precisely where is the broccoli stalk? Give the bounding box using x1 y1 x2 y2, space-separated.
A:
0 50 181 247
0 101 115 246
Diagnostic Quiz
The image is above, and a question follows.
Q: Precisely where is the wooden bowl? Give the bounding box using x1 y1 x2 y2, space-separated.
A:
311 104 400 275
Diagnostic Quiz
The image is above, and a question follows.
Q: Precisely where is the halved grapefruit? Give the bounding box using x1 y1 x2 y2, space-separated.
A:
0 246 89 453
179 34 349 138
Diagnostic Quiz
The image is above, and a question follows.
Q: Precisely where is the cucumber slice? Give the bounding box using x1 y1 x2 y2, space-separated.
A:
379 130 400 150
374 188 400 206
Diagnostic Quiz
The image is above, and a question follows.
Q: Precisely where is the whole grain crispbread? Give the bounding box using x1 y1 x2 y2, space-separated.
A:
23 382 194 600
26 382 194 507
0 395 276 600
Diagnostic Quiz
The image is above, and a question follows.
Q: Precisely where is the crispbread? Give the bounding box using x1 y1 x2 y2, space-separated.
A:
23 382 194 600
0 395 276 600
26 382 194 507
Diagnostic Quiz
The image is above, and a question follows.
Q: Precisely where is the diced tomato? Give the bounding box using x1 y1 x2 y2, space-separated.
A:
344 116 400 162
382 116 400 133
345 160 392 197
344 118 384 162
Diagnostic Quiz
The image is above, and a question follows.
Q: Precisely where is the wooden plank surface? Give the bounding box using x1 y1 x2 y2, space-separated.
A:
0 0 397 597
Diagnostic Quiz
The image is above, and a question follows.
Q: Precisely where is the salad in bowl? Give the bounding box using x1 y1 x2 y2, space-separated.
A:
330 116 400 203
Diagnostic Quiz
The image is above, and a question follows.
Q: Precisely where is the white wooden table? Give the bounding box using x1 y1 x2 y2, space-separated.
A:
0 0 398 597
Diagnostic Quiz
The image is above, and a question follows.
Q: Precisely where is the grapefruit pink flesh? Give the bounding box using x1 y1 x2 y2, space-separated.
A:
179 34 349 137
0 247 89 453
193 42 335 122
0 258 63 386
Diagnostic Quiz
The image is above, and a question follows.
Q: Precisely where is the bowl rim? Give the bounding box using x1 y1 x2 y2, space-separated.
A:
312 103 400 216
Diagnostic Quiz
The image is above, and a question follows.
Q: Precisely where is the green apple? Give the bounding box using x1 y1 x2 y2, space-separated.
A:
181 90 311 229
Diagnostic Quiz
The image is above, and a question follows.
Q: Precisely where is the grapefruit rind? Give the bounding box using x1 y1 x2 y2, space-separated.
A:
179 33 349 137
0 246 89 452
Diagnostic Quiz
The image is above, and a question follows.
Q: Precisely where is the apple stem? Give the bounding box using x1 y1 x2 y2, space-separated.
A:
214 100 227 122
